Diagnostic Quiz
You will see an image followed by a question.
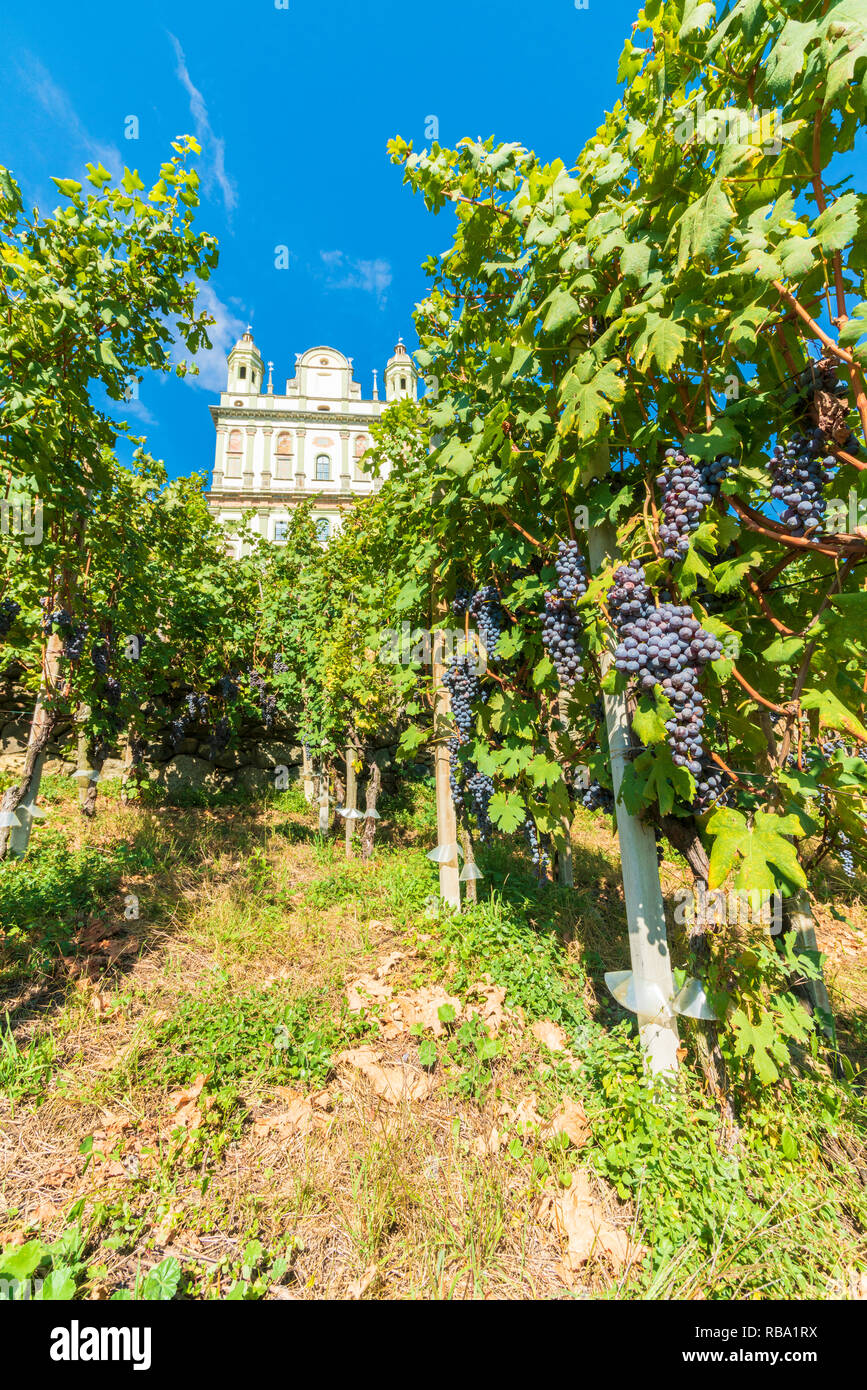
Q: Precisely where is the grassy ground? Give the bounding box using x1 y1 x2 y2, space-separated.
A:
0 775 865 1301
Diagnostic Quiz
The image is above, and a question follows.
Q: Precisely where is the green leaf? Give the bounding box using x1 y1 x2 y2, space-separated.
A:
633 314 687 372
631 695 669 746
85 162 113 188
542 288 583 336
35 1267 77 1300
764 18 818 95
729 1007 788 1084
525 753 564 788
439 439 474 477
800 688 867 740
50 177 83 198
620 240 651 281
97 339 122 370
706 807 807 892
813 193 859 253
419 1038 437 1068
141 1255 182 1301
488 790 526 834
0 1240 46 1281
762 636 805 664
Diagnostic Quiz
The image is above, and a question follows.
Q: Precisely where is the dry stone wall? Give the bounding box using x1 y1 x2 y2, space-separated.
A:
0 669 405 797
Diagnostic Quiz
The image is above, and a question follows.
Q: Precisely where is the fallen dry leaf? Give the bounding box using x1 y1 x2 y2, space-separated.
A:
152 1209 182 1245
44 1162 78 1188
543 1096 589 1150
346 973 393 1014
347 1263 378 1299
538 1170 646 1276
381 985 461 1038
501 1093 544 1135
167 1074 207 1130
33 1201 59 1224
467 981 509 1036
336 1046 434 1105
471 1127 502 1157
531 1019 568 1052
253 1093 318 1139
374 951 405 980
91 990 111 1017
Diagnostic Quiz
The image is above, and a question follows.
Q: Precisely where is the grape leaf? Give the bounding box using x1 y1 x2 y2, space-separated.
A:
705 807 807 891
800 688 867 740
488 790 526 834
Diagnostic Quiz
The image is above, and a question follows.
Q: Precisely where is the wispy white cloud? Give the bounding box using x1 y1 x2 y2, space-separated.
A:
177 283 246 392
17 54 122 181
320 250 392 307
120 396 157 426
168 33 237 215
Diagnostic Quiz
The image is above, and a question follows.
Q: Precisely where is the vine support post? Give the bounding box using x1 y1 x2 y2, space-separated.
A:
555 689 575 887
588 523 680 1075
784 889 834 1035
301 744 314 804
344 744 357 858
317 768 330 835
432 610 461 910
0 633 63 860
460 826 478 905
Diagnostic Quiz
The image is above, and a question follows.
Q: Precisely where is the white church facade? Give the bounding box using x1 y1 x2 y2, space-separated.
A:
205 329 418 553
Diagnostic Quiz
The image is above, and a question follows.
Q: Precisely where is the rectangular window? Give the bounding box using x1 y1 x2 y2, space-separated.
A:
274 520 288 541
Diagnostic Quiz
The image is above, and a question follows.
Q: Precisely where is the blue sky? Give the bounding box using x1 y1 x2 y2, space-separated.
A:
1 0 643 480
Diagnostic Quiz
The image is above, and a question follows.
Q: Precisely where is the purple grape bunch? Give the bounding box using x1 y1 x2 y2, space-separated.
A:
769 430 833 537
657 449 732 561
0 598 21 638
582 781 614 814
541 540 588 689
610 587 728 811
469 585 505 658
444 650 493 838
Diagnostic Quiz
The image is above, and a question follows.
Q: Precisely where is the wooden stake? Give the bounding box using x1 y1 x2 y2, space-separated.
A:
301 744 314 803
361 758 382 860
588 524 680 1074
783 888 834 1036
461 826 478 904
554 688 575 887
0 633 63 860
345 744 357 858
318 769 330 834
432 612 461 909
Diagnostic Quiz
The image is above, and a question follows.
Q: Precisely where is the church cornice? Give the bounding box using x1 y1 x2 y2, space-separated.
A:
205 488 367 507
209 404 380 427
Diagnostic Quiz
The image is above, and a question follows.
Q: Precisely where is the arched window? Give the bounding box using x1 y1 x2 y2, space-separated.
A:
274 432 293 480
400 376 407 390
315 518 330 542
315 453 331 481
239 365 247 380
354 434 369 479
224 429 243 477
